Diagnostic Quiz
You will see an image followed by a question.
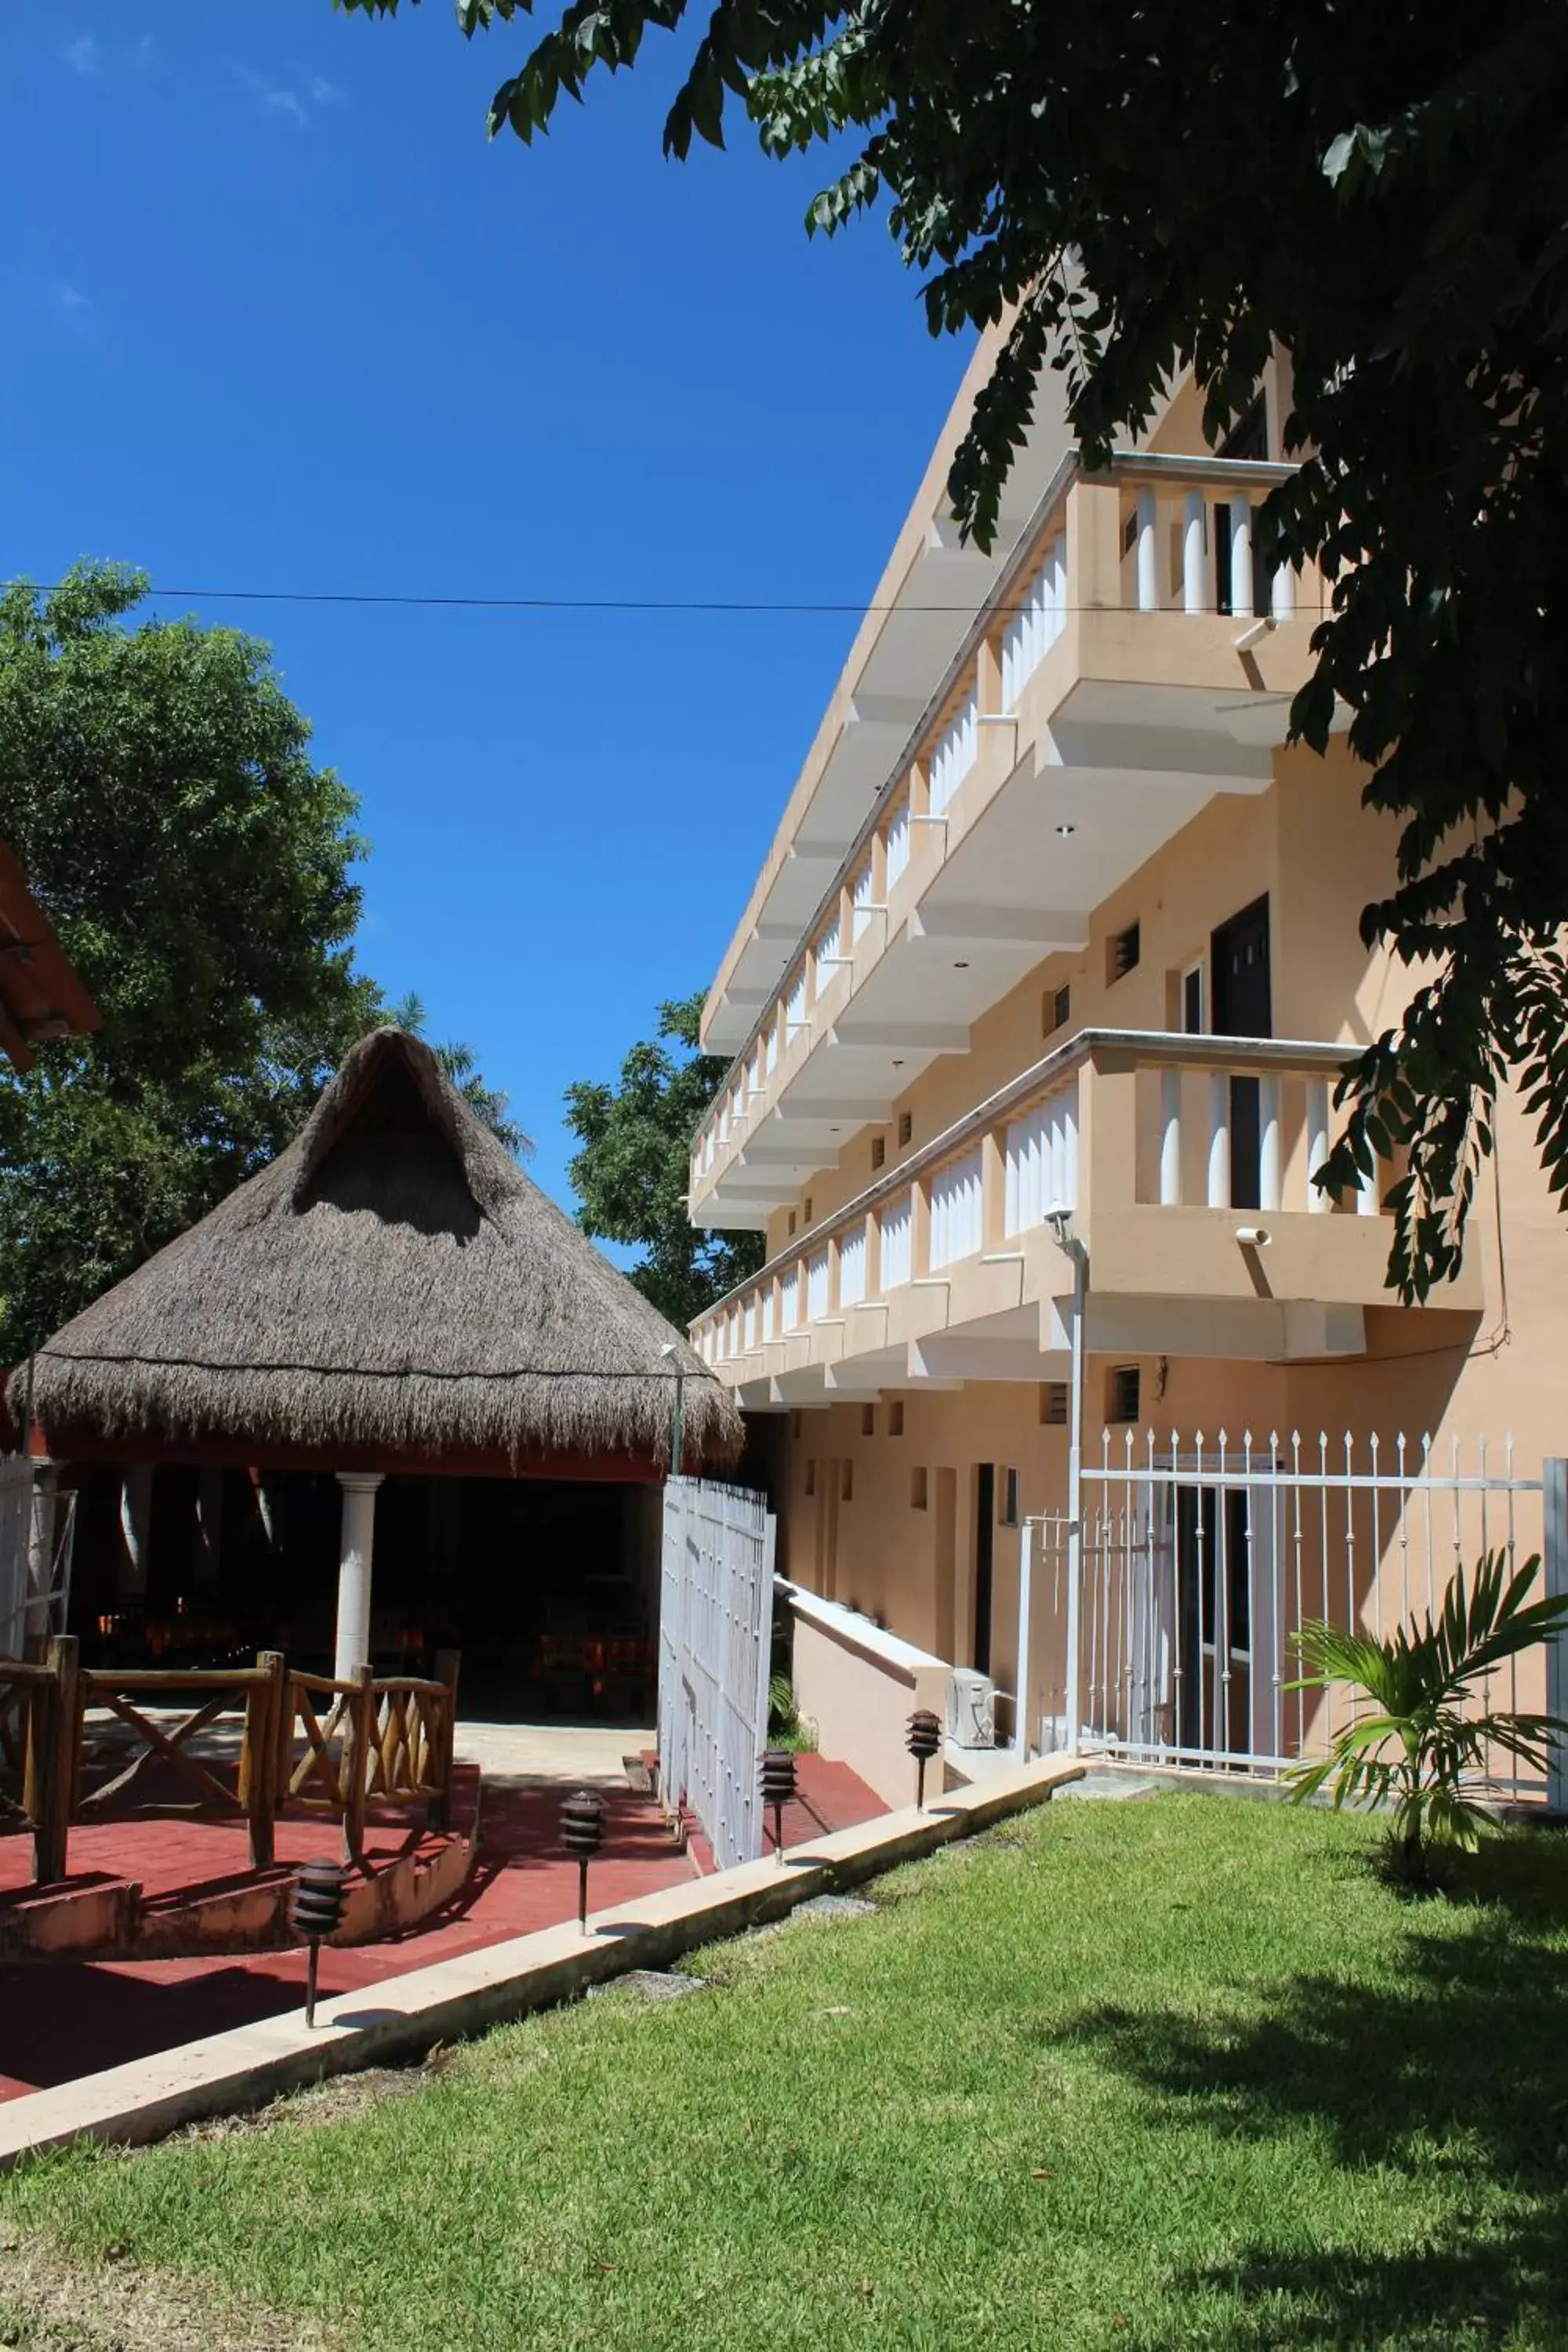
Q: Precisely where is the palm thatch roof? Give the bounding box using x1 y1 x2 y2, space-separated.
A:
13 1028 742 1472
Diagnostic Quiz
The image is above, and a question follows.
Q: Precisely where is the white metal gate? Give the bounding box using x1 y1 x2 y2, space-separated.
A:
658 1477 775 1871
1022 1429 1557 1798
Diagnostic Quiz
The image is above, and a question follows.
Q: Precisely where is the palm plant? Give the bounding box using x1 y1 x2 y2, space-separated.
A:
1287 1550 1568 1876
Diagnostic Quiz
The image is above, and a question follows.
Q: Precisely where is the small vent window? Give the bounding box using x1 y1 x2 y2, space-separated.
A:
910 1467 929 1511
1040 1381 1069 1427
1109 924 1141 983
790 1411 804 1440
888 1401 905 1437
840 1461 854 1503
871 1134 887 1172
897 1111 913 1148
804 1197 814 1224
1000 1468 1020 1526
804 1460 816 1497
861 1404 875 1438
1109 1366 1142 1425
787 1210 797 1237
1045 984 1070 1036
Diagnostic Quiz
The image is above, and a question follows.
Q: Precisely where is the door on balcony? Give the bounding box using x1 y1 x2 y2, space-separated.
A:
1211 896 1271 1210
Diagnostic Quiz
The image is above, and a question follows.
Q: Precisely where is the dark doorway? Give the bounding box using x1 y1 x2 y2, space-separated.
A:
1211 895 1272 1209
1173 1483 1252 1755
973 1464 996 1674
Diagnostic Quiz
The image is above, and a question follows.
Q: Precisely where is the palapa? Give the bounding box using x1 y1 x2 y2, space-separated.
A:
13 1028 742 1472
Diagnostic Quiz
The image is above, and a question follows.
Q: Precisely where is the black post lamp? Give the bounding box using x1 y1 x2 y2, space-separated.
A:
290 1857 349 2027
561 1788 608 1932
759 1748 797 1864
906 1709 942 1813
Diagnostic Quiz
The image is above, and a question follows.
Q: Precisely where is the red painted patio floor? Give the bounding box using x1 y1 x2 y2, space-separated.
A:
0 1755 884 2102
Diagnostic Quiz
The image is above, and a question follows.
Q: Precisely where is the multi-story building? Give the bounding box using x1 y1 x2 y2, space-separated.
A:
685 336 1563 1784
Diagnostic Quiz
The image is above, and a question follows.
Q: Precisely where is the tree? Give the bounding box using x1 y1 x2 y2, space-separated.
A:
383 989 530 1156
564 992 763 1329
343 0 1568 1299
0 565 379 1354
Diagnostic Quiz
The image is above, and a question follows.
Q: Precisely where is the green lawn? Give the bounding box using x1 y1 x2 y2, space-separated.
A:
6 1792 1568 2352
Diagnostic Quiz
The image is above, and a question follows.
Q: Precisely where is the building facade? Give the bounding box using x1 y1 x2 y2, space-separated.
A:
685 340 1563 1774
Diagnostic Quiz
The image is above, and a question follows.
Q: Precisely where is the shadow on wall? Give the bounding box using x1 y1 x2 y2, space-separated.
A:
1050 1842 1568 2350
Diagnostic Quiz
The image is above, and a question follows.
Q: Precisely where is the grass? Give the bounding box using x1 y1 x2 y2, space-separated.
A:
5 1792 1568 2351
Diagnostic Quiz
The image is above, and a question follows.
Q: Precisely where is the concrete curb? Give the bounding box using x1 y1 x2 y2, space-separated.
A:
0 1754 1083 2169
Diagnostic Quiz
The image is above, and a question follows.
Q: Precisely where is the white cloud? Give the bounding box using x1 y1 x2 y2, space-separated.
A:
63 34 100 76
230 60 347 130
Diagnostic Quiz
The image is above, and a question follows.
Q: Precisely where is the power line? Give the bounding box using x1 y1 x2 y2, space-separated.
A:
34 580 1065 619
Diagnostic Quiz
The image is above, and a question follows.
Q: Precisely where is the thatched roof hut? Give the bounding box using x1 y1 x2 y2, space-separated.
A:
14 1028 741 1476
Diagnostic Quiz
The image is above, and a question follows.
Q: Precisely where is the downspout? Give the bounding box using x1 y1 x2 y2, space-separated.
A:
1047 1215 1090 1755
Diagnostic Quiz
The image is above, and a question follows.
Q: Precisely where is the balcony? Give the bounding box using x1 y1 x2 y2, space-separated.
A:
690 1029 1483 1405
690 452 1334 1229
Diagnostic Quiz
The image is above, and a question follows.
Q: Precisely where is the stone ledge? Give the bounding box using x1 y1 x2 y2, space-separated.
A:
0 1753 1084 2169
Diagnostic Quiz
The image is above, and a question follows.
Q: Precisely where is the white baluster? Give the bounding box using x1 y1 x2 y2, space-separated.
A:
1160 1067 1181 1206
1229 494 1254 617
1306 1079 1330 1211
1136 488 1160 613
1050 534 1068 641
1272 562 1294 623
1258 1074 1281 1213
1207 1070 1231 1207
1183 492 1209 615
1358 1149 1380 1216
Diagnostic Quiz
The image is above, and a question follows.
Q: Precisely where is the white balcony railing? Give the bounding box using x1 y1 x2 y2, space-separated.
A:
691 1029 1407 1378
690 452 1321 1203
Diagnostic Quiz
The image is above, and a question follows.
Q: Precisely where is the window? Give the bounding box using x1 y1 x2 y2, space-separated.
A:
804 1460 816 1497
888 1400 905 1438
1109 923 1141 983
861 1404 875 1438
840 1461 854 1503
787 1210 797 1237
1000 1468 1020 1526
897 1111 913 1149
804 1196 814 1225
1182 960 1206 1034
1044 983 1071 1036
1109 1365 1142 1425
910 1467 929 1511
871 1134 887 1171
1040 1381 1069 1427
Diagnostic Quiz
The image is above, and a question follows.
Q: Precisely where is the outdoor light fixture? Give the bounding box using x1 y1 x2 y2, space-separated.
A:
953 960 970 970
1055 823 1076 837
290 1856 349 2027
906 1709 942 1811
759 1748 797 1864
560 1787 608 1933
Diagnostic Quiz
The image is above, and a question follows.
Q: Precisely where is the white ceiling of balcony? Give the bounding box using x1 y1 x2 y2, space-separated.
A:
704 430 1075 1055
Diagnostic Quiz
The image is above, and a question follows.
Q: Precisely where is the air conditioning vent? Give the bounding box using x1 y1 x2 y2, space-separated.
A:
946 1668 996 1750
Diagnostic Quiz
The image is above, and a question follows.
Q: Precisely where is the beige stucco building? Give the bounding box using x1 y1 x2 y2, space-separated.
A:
684 341 1564 1780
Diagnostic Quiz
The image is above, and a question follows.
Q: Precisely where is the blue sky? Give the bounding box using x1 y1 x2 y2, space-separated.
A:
3 2 970 1212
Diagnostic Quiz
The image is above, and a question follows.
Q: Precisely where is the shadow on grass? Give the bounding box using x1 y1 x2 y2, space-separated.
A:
1055 1838 1568 2350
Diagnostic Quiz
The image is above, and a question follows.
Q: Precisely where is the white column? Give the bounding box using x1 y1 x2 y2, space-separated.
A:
1358 1150 1381 1217
1306 1080 1330 1211
1272 561 1294 622
1229 493 1254 617
1160 1068 1182 1206
335 1472 385 1679
118 1465 153 1600
24 1463 60 1646
1183 492 1209 615
1258 1076 1282 1213
1135 488 1160 612
1207 1071 1231 1208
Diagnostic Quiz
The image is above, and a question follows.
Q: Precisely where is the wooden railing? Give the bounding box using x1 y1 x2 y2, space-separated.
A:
0 1641 462 1886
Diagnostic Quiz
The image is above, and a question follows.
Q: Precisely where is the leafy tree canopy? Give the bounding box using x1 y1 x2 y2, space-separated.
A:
0 564 513 1355
343 0 1568 1300
564 992 763 1330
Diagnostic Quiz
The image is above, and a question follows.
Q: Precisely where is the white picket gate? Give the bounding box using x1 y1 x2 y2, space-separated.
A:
657 1477 776 1871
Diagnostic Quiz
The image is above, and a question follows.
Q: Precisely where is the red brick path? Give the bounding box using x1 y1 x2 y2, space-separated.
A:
0 1752 883 2102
